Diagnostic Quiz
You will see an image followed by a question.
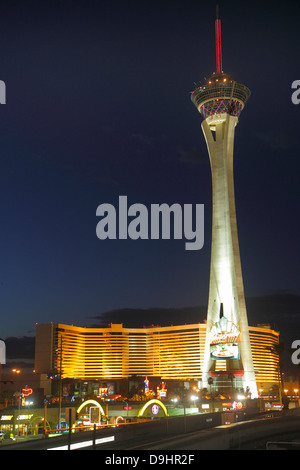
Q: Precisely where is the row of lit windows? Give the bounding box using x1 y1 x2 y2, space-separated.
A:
54 327 203 380
50 323 279 384
249 331 280 383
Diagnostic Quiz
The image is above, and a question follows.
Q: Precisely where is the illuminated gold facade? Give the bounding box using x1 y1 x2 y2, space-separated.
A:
35 322 280 389
249 326 280 386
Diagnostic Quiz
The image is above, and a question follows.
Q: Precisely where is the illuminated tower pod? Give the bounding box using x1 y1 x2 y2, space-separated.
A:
191 11 258 398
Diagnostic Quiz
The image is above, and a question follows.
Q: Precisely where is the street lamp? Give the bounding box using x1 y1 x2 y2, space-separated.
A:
122 400 129 420
190 395 199 408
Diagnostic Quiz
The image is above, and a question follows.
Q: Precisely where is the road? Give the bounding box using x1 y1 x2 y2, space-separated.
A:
0 410 300 450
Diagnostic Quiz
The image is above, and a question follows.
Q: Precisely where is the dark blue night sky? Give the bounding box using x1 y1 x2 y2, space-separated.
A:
0 0 299 364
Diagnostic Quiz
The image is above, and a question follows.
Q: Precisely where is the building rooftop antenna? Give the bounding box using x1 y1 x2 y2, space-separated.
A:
215 5 222 73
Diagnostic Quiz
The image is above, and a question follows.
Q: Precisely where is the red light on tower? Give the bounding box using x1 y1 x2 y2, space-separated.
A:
215 5 222 73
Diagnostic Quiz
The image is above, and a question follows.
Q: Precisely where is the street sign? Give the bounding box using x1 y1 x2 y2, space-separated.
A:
89 406 101 424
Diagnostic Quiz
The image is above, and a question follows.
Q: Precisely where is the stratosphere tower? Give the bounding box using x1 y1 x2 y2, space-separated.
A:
191 7 258 398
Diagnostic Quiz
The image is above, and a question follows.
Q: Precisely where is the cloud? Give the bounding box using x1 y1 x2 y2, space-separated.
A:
89 306 207 328
4 336 35 360
245 291 300 339
90 293 300 336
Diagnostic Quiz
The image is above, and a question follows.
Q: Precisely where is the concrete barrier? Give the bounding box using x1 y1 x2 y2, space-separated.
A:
2 409 298 450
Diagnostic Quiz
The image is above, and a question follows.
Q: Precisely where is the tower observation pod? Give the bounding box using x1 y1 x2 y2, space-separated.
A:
191 8 258 398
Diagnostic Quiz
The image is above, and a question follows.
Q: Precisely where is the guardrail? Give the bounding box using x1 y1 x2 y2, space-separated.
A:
1 409 299 450
266 441 300 450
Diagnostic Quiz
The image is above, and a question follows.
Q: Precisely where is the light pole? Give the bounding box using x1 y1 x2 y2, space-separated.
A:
123 400 129 421
208 377 214 412
43 398 48 438
58 334 63 430
17 391 24 440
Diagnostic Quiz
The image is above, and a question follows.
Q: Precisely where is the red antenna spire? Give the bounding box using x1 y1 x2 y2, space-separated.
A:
215 5 222 73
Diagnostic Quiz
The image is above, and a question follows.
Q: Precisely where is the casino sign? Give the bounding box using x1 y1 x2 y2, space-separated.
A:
209 316 240 360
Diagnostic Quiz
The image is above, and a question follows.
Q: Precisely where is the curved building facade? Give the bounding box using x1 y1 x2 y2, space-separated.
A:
35 322 280 391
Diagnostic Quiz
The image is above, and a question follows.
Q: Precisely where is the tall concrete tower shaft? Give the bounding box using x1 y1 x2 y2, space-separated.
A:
191 13 258 398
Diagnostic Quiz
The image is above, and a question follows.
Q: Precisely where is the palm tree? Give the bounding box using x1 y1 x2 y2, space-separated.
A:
265 342 285 407
208 377 214 411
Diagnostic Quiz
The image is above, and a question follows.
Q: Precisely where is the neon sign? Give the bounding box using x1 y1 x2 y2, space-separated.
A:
22 387 33 397
137 399 168 417
210 343 239 360
157 382 167 398
77 399 105 418
209 317 240 345
97 387 108 398
115 416 125 425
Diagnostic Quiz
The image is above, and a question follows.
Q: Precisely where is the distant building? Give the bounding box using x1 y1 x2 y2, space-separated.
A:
0 370 51 408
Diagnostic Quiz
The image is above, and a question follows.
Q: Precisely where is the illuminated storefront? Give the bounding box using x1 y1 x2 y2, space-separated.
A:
35 322 280 390
0 408 57 437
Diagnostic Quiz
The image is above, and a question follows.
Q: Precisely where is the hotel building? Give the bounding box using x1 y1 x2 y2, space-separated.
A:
35 322 280 394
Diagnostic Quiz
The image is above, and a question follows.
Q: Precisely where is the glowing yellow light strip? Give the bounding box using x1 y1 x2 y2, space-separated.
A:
77 399 105 416
137 399 168 417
